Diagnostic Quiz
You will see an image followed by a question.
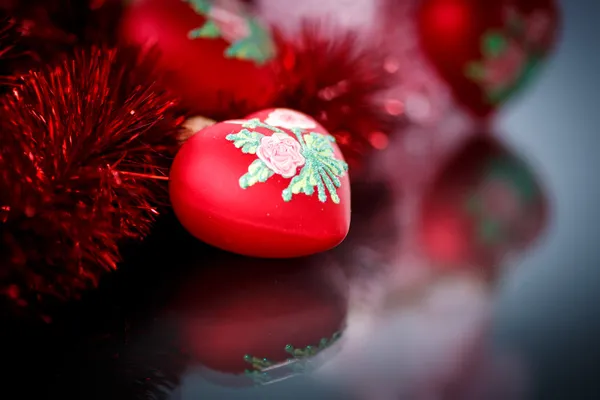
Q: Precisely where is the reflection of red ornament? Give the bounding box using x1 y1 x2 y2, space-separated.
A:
174 256 346 387
418 134 548 269
417 0 560 118
169 108 351 258
120 0 277 116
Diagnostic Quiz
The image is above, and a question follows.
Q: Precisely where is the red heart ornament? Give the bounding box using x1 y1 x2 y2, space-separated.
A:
418 134 548 270
417 0 560 118
169 108 351 258
120 0 277 115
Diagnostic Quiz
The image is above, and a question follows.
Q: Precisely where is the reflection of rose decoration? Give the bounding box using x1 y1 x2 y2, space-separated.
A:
503 6 554 50
256 132 306 178
480 180 521 224
265 109 317 130
482 41 526 90
209 7 250 43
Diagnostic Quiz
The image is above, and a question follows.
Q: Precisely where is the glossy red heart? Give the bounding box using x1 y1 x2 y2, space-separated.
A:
417 0 560 118
169 108 351 258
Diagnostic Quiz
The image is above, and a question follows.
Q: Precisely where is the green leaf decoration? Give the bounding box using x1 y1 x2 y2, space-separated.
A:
243 355 274 370
182 0 211 14
482 32 507 58
480 55 539 104
227 121 347 204
282 163 318 201
487 157 538 201
486 60 537 104
282 131 348 204
243 331 342 385
225 128 263 154
250 20 276 59
225 39 269 64
188 20 220 39
183 0 276 65
500 58 539 99
239 159 275 189
223 19 275 64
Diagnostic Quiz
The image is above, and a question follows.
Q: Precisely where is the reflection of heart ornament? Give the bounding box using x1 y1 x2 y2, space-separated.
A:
169 108 351 258
174 256 346 387
120 0 277 115
417 0 560 118
418 134 547 269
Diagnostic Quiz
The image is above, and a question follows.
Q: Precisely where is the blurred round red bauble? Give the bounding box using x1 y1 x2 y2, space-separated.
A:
174 255 347 386
417 0 560 118
120 0 277 116
169 108 351 258
418 134 548 270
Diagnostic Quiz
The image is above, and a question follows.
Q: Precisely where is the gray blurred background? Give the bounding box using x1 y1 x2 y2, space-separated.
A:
496 0 600 398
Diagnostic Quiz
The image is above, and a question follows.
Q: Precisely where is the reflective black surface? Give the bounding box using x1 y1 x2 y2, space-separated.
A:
0 178 390 400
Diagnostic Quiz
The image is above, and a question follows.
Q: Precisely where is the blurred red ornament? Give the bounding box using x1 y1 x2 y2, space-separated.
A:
169 108 351 258
418 134 548 270
417 0 560 118
0 46 182 307
120 0 278 116
175 255 346 386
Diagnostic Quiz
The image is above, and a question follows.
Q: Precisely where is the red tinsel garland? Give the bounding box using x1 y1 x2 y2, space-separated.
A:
273 23 397 168
0 46 185 307
0 0 126 90
0 12 25 88
0 14 16 58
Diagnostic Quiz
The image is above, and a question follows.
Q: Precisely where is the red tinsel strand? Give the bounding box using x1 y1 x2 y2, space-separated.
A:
0 46 185 307
272 22 398 168
0 14 16 58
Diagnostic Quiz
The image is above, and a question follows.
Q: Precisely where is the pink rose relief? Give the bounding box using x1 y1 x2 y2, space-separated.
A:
483 40 526 90
209 4 250 43
265 109 317 130
256 132 306 178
